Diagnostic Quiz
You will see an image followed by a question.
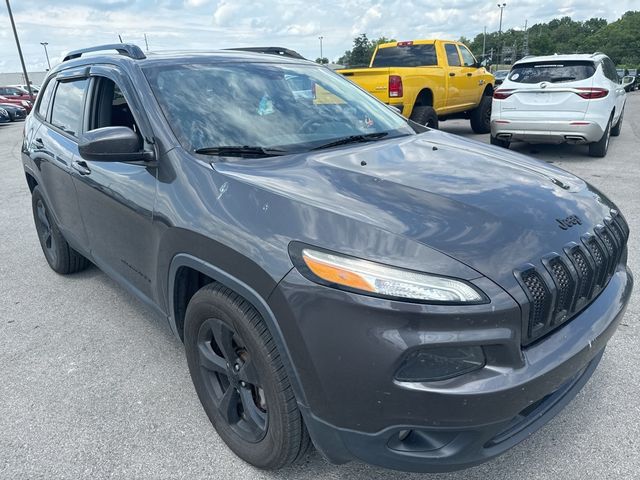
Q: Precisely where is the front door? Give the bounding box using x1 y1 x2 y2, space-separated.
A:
71 69 158 300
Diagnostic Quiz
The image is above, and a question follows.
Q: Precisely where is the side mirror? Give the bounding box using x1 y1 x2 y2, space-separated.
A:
79 126 152 162
621 76 635 87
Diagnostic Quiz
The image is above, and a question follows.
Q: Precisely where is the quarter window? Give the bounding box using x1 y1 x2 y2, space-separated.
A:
50 79 88 137
444 44 461 67
37 81 55 119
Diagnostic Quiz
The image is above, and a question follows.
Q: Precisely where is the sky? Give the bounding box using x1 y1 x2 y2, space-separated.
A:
0 0 636 73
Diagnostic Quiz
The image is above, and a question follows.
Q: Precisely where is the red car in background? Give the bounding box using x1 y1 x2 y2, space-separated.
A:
0 94 33 113
0 86 36 110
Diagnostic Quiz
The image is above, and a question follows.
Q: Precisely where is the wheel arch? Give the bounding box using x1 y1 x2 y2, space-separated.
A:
483 83 494 97
168 253 308 407
25 170 38 192
414 88 434 107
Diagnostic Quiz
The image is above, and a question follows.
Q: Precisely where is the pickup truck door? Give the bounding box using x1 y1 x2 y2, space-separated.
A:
443 43 471 112
457 44 485 105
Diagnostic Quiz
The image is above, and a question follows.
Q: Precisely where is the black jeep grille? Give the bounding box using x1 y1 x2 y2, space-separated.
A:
516 211 629 346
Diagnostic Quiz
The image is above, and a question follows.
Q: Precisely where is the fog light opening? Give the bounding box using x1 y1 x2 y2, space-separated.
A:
394 346 486 382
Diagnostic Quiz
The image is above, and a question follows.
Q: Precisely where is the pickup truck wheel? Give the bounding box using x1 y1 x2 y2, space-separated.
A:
184 283 310 470
410 105 438 129
470 95 492 134
31 186 90 274
490 135 510 149
588 116 612 158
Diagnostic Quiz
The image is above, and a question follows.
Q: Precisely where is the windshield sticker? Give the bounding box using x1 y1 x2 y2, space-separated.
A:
257 94 275 116
511 73 519 80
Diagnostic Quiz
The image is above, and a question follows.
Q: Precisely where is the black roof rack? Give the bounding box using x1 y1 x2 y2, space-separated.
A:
226 47 306 60
63 43 146 62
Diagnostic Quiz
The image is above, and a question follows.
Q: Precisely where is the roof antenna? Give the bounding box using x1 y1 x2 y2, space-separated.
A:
118 34 123 43
144 33 149 51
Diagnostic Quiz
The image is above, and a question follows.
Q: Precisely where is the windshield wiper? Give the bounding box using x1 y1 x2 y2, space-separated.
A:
548 76 576 83
194 145 288 157
311 132 389 151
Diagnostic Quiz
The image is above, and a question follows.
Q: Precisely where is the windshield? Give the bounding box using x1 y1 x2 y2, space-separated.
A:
144 61 413 154
508 61 595 84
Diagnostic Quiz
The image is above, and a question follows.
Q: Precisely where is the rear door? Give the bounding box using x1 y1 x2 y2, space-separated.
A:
499 60 596 120
28 72 89 249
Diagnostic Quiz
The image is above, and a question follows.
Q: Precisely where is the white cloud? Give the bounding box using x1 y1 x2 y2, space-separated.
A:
0 0 636 72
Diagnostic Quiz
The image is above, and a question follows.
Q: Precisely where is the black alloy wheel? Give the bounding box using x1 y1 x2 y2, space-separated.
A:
196 317 268 443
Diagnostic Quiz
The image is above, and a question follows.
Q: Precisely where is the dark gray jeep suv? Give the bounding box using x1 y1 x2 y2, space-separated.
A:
22 44 633 473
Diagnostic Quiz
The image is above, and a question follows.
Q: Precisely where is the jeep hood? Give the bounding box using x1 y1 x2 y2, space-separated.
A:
213 130 617 291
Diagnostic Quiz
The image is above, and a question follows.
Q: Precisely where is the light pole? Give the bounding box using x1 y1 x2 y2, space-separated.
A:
482 26 486 58
497 3 506 65
40 41 51 70
318 36 324 62
5 0 33 97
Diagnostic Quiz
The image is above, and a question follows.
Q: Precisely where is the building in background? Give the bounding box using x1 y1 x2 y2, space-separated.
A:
0 71 47 86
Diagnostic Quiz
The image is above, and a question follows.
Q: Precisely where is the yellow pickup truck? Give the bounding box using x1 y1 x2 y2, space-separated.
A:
338 39 495 133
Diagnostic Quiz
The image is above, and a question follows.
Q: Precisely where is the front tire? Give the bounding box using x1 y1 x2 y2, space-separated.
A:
184 283 309 470
31 186 90 274
470 95 492 134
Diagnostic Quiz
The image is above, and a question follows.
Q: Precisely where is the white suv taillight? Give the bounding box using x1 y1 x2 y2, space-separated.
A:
493 89 514 100
574 88 608 99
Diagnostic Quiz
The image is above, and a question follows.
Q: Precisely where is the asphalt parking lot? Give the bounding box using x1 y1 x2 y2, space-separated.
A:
0 94 638 479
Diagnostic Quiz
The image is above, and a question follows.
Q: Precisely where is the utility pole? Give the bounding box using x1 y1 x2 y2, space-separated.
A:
482 26 487 57
40 41 51 70
522 19 529 57
5 0 33 97
318 36 324 62
497 3 506 66
144 33 149 51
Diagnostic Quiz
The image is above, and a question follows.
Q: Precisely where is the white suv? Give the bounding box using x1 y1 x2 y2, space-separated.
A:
490 53 633 157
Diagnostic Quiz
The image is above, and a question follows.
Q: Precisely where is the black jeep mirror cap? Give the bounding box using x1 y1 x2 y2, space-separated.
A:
78 126 144 162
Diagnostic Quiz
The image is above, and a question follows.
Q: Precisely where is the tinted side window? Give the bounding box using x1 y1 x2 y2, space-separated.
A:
37 80 55 119
444 44 461 66
508 61 595 84
89 77 138 132
604 59 618 82
371 44 437 67
458 45 476 67
50 79 88 137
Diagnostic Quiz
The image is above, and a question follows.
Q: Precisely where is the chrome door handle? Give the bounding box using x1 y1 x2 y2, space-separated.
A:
72 160 91 175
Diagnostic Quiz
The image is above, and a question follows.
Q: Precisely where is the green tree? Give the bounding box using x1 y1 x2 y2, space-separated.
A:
315 57 329 64
337 34 396 67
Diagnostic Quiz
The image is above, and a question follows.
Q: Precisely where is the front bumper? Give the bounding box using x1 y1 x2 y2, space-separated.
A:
268 264 633 472
491 119 605 144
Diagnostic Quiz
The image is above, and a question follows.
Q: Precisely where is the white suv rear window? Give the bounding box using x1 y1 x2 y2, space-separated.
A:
508 61 596 84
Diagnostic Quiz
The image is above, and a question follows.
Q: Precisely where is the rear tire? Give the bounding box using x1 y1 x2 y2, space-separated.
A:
470 95 492 134
31 186 90 274
490 135 510 149
611 109 623 137
184 283 310 470
409 105 438 129
588 116 612 158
